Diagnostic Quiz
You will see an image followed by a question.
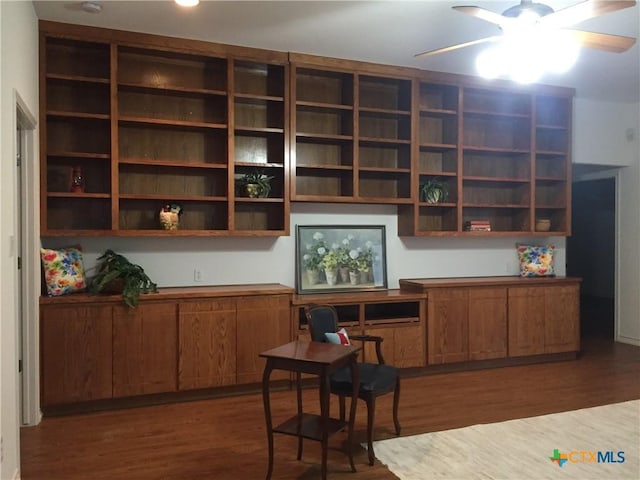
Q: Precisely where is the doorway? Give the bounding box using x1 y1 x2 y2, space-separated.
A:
16 97 39 426
567 176 616 339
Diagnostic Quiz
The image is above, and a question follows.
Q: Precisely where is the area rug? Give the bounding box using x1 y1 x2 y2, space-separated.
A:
371 400 640 480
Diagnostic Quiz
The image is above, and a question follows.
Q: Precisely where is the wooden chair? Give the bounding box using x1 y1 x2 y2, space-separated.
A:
304 304 401 465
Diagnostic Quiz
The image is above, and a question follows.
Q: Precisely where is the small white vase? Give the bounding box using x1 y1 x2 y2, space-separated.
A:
325 268 338 286
339 267 350 283
349 271 359 285
306 269 320 285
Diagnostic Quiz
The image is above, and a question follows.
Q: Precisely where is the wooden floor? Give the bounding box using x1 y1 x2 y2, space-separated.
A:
21 338 640 480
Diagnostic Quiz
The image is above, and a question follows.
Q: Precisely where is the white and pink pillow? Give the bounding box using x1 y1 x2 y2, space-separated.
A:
325 328 351 345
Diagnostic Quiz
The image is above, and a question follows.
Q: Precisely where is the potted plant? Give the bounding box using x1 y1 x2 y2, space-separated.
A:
419 178 449 204
89 249 158 307
236 170 274 198
302 232 327 285
320 250 340 286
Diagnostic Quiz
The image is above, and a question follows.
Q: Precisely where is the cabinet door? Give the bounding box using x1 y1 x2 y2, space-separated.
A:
236 295 291 384
427 288 469 364
363 324 425 368
112 302 178 397
468 288 507 360
178 299 237 390
508 287 545 357
544 284 580 353
41 305 113 406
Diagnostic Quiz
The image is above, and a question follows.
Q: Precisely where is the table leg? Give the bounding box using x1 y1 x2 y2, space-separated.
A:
347 354 359 473
319 366 330 480
296 371 303 460
262 360 275 480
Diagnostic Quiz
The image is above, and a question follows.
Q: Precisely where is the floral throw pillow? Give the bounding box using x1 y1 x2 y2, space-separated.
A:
41 246 87 296
516 244 555 277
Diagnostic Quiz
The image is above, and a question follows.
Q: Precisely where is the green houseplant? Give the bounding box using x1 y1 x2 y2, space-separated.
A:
419 178 449 204
236 170 274 198
89 250 158 307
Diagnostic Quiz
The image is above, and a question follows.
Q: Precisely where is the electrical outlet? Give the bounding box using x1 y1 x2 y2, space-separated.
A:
194 269 203 282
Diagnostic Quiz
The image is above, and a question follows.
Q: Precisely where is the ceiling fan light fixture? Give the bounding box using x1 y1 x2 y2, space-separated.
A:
509 54 545 84
502 1 554 19
541 30 581 73
175 0 199 7
476 45 505 79
476 21 582 83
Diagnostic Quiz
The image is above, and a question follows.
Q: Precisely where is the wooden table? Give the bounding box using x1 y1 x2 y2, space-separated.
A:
260 340 361 480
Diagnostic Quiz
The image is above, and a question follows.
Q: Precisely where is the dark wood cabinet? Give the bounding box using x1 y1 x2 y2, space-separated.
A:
508 284 579 357
534 95 571 234
40 305 113 406
398 81 572 236
40 22 573 237
236 295 291 384
40 284 294 411
41 36 113 233
40 23 289 236
543 284 580 353
427 286 507 364
290 57 414 204
178 299 238 389
112 303 178 397
401 276 580 365
39 278 580 412
292 290 425 368
468 288 507 360
363 324 424 368
507 287 546 356
427 288 469 364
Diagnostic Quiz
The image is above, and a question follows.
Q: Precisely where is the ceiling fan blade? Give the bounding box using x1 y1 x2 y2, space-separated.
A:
415 36 501 58
566 29 637 52
453 6 507 25
541 1 637 29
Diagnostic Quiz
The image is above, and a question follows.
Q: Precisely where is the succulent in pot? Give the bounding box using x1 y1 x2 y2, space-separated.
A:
236 170 274 198
419 178 449 204
89 249 158 308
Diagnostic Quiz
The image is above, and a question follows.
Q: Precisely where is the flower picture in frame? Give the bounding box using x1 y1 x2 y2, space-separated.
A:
296 225 388 294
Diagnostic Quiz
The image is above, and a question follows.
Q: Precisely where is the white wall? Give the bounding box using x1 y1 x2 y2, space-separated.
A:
43 201 566 289
574 98 639 167
573 98 640 345
0 1 39 478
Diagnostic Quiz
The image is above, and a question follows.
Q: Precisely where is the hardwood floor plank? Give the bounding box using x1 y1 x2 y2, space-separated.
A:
21 338 640 479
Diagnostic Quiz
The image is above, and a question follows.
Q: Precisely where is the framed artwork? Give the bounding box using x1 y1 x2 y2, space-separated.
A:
295 225 388 294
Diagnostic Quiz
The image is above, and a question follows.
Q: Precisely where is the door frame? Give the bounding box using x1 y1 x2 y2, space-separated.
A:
15 91 40 426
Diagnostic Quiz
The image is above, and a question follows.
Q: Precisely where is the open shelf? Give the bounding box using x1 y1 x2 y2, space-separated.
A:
41 28 289 236
399 80 570 236
41 24 572 238
273 413 346 441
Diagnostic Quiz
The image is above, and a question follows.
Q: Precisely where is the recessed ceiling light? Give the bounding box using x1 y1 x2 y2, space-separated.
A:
81 1 102 14
175 0 200 7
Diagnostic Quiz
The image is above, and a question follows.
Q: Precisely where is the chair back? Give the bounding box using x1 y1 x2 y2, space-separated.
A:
304 304 339 343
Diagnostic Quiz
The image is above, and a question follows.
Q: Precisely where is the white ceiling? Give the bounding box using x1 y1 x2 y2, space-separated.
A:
33 0 640 102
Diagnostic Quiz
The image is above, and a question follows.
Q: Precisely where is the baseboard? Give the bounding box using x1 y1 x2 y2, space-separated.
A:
616 335 640 347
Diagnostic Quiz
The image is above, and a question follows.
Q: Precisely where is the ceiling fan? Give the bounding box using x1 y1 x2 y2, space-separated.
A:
415 0 637 58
